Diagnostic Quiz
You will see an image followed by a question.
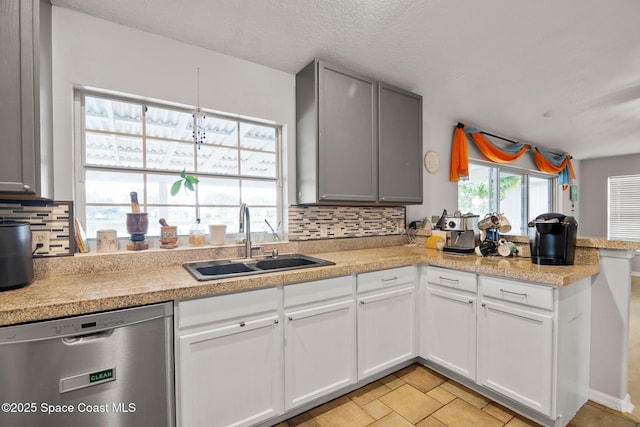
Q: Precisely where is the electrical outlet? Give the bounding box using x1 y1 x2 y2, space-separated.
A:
32 231 50 254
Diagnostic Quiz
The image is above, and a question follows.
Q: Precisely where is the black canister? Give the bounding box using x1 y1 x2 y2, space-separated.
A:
0 221 34 291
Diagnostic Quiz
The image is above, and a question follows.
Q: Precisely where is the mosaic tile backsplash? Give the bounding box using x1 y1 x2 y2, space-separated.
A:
0 201 74 257
288 205 405 240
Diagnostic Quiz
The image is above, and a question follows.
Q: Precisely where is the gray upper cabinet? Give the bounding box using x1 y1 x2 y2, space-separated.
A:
0 0 52 197
297 60 378 204
296 59 422 205
378 83 423 204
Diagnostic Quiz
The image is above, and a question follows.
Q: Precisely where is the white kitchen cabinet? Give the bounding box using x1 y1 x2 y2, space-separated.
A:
175 288 283 427
421 267 477 380
478 298 553 415
357 266 417 380
477 275 590 424
283 276 356 410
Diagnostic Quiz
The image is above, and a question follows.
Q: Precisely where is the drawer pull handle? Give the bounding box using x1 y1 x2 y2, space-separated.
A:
468 300 473 304
500 289 528 297
288 316 294 321
439 276 459 284
239 321 246 327
274 319 279 324
381 277 398 282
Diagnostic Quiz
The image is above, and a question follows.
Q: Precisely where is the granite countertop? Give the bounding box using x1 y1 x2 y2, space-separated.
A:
0 244 600 327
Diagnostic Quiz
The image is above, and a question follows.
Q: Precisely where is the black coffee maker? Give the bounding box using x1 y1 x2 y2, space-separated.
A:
528 213 578 265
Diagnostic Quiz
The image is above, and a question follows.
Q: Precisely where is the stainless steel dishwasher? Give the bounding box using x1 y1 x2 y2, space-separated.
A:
0 302 174 427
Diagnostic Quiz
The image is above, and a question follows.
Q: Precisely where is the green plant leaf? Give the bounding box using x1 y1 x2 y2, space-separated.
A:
180 169 187 179
184 180 195 192
185 175 199 185
170 180 182 197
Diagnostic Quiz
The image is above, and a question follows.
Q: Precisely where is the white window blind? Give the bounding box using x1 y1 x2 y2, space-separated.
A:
608 174 640 240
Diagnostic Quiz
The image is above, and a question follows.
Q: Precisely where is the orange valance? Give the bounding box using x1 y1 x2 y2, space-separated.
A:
449 126 469 181
449 123 574 189
449 123 530 182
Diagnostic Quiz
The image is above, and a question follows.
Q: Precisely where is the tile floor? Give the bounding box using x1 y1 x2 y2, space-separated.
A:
278 364 640 426
279 276 640 427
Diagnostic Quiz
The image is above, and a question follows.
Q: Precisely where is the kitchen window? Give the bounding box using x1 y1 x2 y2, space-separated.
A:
75 91 282 239
457 161 556 234
608 174 640 240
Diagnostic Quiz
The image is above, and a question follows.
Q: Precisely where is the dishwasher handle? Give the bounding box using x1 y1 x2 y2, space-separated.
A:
62 329 114 344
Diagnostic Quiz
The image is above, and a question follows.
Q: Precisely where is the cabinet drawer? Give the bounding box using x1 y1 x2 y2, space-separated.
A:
426 267 477 293
357 266 415 294
481 276 554 311
177 287 278 330
284 275 354 308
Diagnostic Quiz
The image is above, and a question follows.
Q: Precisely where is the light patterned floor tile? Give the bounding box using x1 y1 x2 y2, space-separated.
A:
483 402 516 423
427 386 457 405
397 364 447 393
280 412 318 427
432 398 504 427
439 379 490 409
313 400 375 427
568 402 638 427
416 416 448 427
308 396 351 418
282 363 640 427
362 399 393 420
378 384 443 424
504 415 541 426
379 374 406 390
369 412 414 427
348 380 392 406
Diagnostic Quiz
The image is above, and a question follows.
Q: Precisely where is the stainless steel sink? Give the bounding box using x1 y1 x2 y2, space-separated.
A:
183 254 335 281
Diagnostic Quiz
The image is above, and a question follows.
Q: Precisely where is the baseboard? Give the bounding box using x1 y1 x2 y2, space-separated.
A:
588 389 635 413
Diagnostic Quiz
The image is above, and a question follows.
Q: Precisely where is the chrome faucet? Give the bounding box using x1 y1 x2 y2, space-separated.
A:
239 203 251 258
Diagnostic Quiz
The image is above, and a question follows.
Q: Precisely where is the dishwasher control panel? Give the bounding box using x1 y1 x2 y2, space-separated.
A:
0 302 172 343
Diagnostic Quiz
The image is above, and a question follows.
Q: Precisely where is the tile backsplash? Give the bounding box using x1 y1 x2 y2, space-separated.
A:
0 200 74 257
288 205 405 240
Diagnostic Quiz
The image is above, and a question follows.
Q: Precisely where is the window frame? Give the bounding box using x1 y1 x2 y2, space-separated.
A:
458 159 558 234
73 89 284 239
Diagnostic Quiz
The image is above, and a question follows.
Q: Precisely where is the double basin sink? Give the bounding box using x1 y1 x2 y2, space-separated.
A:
183 253 335 281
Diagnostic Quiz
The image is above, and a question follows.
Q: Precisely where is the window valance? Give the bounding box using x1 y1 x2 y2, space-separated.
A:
449 122 575 189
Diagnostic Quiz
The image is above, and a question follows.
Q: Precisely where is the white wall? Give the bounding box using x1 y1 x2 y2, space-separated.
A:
581 153 640 274
51 7 296 206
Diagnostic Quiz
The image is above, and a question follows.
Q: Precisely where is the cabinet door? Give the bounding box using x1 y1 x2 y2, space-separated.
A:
176 315 282 427
358 286 416 379
284 299 356 410
422 286 476 380
477 300 553 416
0 0 37 194
378 83 423 203
318 62 378 202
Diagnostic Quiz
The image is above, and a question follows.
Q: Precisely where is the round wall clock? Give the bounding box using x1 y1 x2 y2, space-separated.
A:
424 150 440 174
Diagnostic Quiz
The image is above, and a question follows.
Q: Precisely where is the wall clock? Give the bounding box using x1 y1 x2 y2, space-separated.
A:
424 150 440 174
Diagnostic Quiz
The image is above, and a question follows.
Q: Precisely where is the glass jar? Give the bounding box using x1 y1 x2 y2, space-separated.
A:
189 218 205 247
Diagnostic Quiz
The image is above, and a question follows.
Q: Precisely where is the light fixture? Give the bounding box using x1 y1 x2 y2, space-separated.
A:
193 67 206 149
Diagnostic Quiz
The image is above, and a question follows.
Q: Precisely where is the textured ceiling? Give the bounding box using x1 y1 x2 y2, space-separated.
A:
51 0 640 160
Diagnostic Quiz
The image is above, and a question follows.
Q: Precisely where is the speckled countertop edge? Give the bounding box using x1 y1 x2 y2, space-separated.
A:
0 242 601 327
